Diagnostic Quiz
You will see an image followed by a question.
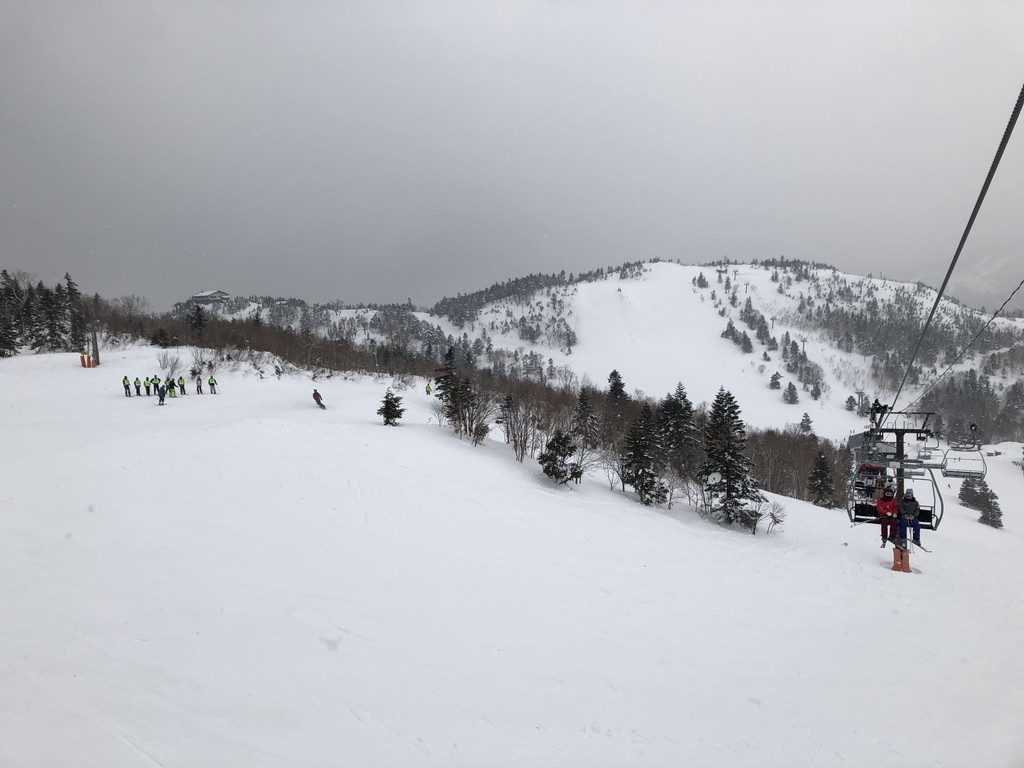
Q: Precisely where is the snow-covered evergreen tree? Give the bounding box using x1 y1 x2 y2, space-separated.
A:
606 369 629 403
570 389 600 480
538 430 581 484
961 477 1003 528
622 404 667 506
377 389 405 426
433 347 458 413
958 477 981 508
656 383 698 479
700 388 764 529
807 451 835 506
783 381 799 404
977 483 1003 529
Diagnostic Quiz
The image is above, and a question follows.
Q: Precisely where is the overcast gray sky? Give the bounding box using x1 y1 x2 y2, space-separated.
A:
2 0 1023 312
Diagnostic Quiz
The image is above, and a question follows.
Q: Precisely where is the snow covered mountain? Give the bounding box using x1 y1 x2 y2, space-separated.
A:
192 258 1024 443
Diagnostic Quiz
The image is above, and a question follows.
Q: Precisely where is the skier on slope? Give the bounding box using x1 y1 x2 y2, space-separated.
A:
313 389 325 409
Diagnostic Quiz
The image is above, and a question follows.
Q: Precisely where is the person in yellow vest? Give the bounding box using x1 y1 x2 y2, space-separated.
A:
208 375 218 394
425 381 432 395
196 375 203 394
144 376 152 396
133 377 142 396
177 376 186 396
122 376 132 397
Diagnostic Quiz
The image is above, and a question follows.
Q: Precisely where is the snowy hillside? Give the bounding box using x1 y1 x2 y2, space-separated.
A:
178 260 1024 444
421 260 1024 441
2 347 1023 767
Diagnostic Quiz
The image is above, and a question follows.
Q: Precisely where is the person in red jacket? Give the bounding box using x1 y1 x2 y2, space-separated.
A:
876 486 900 547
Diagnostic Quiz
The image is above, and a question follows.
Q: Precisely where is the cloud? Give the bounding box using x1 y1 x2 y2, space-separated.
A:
2 1 1022 311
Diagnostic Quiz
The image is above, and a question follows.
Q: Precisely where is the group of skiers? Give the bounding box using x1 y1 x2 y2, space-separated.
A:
122 374 218 405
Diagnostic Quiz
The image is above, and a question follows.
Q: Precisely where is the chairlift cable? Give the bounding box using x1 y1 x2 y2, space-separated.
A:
881 81 1024 427
903 275 1024 411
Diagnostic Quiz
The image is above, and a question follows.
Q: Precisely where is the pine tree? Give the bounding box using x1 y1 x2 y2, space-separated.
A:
700 388 765 528
807 451 835 506
538 430 581 484
769 372 782 390
656 383 698 479
959 477 1003 528
975 479 1003 528
0 270 18 356
377 389 406 426
958 477 981 508
622 404 667 505
186 305 208 338
433 347 458 412
799 413 813 434
606 369 629 403
569 388 600 480
783 381 799 404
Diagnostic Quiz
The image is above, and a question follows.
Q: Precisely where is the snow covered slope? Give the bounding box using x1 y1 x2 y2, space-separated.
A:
2 348 1022 767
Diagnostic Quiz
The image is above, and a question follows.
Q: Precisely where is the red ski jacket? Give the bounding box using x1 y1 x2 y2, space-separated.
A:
876 497 899 518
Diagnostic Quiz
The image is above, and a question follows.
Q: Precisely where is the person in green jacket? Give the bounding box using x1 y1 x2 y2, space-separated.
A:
208 376 218 394
167 377 177 398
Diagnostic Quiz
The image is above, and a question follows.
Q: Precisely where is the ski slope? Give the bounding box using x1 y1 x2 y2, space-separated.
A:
1 347 1022 767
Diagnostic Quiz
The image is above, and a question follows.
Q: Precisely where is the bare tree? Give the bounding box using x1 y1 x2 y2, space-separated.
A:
114 295 151 326
156 351 182 379
189 347 208 377
767 502 786 534
598 448 628 492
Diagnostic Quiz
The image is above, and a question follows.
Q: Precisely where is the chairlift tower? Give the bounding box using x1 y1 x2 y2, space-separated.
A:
848 409 944 531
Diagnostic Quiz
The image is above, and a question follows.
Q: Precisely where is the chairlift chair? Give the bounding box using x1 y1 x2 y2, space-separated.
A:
941 446 987 479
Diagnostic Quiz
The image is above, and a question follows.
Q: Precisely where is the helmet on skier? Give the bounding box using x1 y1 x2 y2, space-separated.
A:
904 488 914 497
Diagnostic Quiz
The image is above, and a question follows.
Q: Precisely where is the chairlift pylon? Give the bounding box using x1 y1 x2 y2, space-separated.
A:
846 413 944 531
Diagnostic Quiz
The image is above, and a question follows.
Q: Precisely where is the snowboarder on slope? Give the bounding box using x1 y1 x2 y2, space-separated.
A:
313 389 325 409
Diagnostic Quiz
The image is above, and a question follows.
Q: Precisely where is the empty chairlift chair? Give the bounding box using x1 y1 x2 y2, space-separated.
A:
941 424 987 480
